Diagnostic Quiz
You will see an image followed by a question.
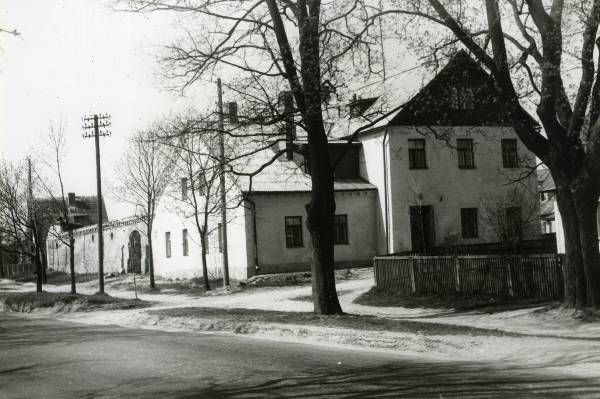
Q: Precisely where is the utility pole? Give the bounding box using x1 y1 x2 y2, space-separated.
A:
217 78 230 287
82 113 111 294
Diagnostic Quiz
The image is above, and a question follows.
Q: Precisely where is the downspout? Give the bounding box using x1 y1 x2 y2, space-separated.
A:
382 126 390 254
246 197 260 275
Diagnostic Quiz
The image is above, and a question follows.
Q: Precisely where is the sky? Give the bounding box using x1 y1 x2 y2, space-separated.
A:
0 1 427 221
0 0 214 218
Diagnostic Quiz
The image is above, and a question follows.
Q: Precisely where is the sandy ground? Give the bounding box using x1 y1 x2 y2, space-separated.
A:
1 272 599 378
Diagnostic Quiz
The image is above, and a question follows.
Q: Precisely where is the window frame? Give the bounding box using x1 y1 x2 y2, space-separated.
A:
457 138 475 169
165 231 171 258
284 216 304 248
460 208 479 239
334 214 349 245
408 139 427 170
182 229 189 257
502 139 519 168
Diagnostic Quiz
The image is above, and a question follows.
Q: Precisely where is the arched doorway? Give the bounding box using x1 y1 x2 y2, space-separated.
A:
127 230 142 274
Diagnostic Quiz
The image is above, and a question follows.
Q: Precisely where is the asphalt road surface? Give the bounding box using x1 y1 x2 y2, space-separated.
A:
0 313 598 398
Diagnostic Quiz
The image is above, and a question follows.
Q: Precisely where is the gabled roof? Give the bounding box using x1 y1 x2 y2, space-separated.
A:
389 50 528 126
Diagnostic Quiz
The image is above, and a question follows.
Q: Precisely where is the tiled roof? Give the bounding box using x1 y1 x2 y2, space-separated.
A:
234 142 375 193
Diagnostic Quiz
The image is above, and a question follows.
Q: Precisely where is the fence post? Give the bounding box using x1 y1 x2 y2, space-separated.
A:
505 256 514 297
409 257 416 294
454 256 461 293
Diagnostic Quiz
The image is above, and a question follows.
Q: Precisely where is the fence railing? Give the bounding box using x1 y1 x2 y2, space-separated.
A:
1 263 35 279
374 254 564 299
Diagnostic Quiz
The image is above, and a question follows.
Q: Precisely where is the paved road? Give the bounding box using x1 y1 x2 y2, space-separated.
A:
0 313 598 398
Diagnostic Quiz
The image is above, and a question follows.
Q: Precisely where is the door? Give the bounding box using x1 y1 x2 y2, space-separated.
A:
127 230 142 274
409 205 435 253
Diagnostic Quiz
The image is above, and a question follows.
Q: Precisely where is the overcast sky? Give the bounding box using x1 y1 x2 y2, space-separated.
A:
1 0 215 218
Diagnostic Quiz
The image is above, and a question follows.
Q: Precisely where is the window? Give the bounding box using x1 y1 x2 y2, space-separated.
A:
408 139 427 169
218 223 223 253
110 232 114 240
182 229 189 256
449 87 475 110
202 233 210 254
91 234 94 242
285 216 303 248
334 215 349 245
457 139 475 169
165 232 171 258
506 207 522 237
461 208 478 238
502 139 519 168
181 178 188 200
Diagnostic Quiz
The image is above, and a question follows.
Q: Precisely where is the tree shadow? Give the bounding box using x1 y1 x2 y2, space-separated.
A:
163 359 600 398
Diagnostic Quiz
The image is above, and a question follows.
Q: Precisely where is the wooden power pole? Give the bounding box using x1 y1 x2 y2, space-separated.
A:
82 113 111 294
217 78 230 287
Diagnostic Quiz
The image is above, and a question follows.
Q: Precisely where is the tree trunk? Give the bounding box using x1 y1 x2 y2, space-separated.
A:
34 244 42 293
69 236 76 294
574 186 600 307
200 232 210 291
40 245 48 284
555 183 600 308
147 224 156 289
305 157 342 315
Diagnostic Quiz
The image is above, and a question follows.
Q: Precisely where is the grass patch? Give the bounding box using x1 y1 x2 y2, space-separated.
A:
353 287 558 313
16 270 97 285
148 306 519 337
108 275 221 296
0 291 147 313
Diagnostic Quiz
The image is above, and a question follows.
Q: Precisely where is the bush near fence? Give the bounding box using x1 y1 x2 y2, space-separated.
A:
1 263 35 279
374 255 564 299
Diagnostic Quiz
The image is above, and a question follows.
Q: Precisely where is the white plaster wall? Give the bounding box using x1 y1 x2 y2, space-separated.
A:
47 219 148 275
386 126 540 252
250 190 377 273
555 200 565 253
152 195 249 281
358 127 390 254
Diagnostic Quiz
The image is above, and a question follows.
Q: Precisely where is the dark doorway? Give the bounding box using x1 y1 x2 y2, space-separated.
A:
409 205 435 253
127 230 142 274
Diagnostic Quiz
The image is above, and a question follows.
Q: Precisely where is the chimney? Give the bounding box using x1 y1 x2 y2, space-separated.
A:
228 102 238 123
68 192 75 205
281 91 295 160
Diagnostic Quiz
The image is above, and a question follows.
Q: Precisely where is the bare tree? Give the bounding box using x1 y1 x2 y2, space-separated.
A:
35 123 78 294
114 127 175 289
0 159 46 292
482 186 539 253
122 0 386 314
366 0 600 308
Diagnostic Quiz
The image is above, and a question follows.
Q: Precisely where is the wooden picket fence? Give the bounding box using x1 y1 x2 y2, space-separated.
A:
374 254 564 299
1 263 35 279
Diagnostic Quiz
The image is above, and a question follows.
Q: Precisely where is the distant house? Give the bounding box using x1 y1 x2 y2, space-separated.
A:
48 51 541 280
538 169 556 234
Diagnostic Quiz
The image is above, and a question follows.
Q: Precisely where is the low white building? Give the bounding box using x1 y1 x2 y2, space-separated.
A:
48 51 541 280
